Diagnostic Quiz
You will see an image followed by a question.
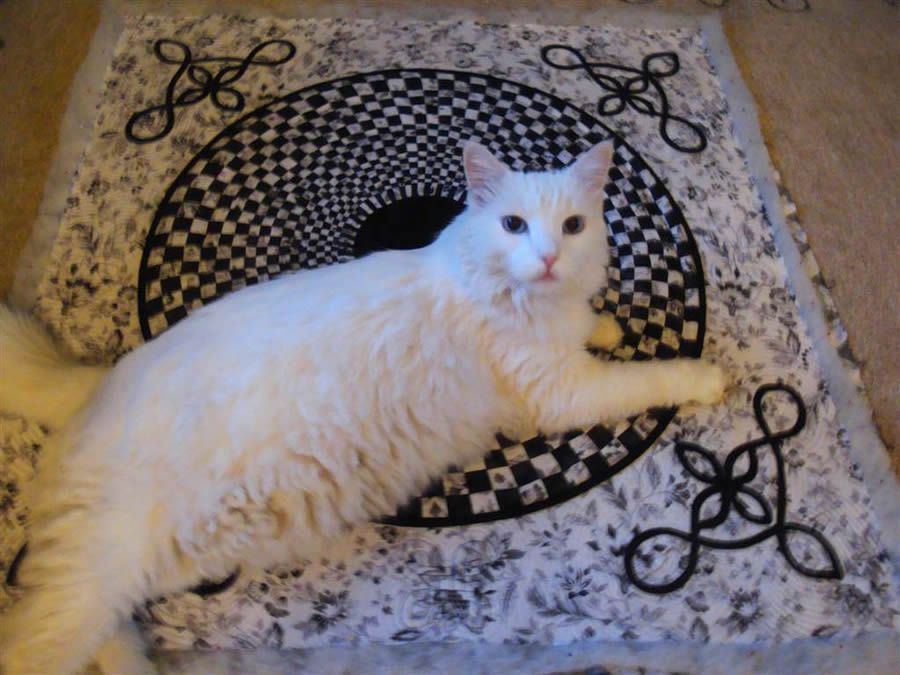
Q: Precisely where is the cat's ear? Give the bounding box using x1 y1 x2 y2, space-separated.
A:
569 141 615 194
462 142 509 207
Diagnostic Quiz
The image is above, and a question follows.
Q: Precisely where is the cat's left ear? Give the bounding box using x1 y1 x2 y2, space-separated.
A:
568 141 615 194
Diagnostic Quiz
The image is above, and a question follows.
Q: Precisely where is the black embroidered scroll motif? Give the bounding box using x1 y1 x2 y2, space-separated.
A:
125 38 296 144
541 45 707 154
623 383 843 594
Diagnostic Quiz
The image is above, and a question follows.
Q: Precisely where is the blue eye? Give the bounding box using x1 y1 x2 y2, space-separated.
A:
502 215 528 234
562 215 585 235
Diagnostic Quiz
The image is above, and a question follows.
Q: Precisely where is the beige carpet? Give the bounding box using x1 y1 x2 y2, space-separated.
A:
0 0 896 466
0 0 101 299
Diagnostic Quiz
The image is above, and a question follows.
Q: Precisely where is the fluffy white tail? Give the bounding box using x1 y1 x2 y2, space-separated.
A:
0 305 108 428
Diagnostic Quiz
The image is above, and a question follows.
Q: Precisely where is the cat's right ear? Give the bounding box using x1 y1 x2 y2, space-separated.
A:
462 142 509 207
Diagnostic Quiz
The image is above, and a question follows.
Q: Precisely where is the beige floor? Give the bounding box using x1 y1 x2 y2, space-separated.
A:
0 0 897 465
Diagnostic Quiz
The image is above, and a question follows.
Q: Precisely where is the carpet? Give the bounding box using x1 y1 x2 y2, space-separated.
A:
1 12 897 665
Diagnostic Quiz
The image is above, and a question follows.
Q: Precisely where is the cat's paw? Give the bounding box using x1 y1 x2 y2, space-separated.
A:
691 363 729 406
588 313 624 352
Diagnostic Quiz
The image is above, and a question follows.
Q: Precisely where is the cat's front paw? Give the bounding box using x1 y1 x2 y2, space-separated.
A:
588 313 624 352
691 363 729 406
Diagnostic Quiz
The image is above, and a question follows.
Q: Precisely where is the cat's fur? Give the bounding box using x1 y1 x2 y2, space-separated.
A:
0 141 726 674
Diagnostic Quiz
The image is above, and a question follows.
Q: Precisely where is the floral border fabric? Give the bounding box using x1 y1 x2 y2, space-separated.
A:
1 16 896 648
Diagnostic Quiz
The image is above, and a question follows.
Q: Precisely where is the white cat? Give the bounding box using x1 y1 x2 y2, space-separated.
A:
0 141 726 674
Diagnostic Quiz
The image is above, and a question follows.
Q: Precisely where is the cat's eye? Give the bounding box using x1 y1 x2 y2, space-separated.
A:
502 215 528 234
562 215 585 235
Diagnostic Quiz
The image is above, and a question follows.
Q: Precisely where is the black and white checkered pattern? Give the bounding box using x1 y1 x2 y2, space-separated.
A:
600 143 703 362
138 68 706 527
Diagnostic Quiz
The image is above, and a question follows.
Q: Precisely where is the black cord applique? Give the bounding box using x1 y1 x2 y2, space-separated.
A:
541 45 707 154
624 383 843 594
125 38 296 144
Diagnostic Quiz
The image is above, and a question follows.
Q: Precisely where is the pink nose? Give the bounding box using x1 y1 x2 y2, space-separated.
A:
542 255 557 270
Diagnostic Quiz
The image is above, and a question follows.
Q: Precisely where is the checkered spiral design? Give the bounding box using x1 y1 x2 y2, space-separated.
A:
138 68 706 526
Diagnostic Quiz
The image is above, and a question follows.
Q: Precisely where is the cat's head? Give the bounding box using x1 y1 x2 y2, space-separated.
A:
454 141 614 305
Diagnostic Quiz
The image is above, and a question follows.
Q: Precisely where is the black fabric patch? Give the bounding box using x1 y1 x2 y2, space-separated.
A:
353 195 465 256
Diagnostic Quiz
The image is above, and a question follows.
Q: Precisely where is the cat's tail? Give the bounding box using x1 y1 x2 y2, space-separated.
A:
0 304 109 428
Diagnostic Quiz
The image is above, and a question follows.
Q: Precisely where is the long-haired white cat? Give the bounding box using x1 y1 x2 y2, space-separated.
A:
0 141 725 674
